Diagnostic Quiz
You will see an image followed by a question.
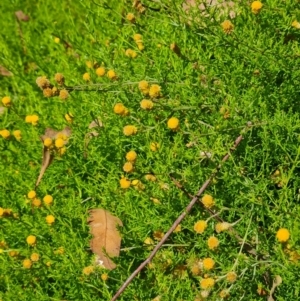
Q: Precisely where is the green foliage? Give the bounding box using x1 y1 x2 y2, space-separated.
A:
1 0 300 300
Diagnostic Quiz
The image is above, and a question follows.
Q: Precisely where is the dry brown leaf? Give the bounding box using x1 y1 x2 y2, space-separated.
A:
15 10 30 22
84 118 103 158
268 275 282 301
36 146 54 188
0 66 13 77
36 127 71 187
88 209 122 270
182 0 237 21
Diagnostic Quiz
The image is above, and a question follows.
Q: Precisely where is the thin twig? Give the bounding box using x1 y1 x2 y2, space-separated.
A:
110 131 244 301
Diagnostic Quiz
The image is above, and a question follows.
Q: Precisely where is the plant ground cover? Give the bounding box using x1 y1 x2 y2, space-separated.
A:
1 0 300 300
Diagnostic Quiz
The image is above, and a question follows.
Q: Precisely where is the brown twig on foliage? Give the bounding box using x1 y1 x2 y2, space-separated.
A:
169 175 259 257
110 132 244 301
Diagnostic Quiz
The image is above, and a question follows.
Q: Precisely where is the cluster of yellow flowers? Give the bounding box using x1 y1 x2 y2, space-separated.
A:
114 103 129 116
27 191 54 208
125 48 138 59
221 2 263 34
0 129 22 141
43 132 69 156
84 63 117 81
36 75 69 100
25 114 39 126
133 33 144 51
123 125 138 136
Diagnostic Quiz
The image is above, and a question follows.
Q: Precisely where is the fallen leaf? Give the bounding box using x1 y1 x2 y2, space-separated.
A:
0 66 13 77
35 146 54 188
182 0 237 21
88 209 122 270
15 10 30 22
268 275 282 301
84 118 103 158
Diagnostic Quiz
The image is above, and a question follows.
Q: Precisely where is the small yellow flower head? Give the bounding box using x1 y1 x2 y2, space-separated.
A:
25 115 32 124
174 224 181 232
276 228 290 242
133 33 142 42
1 96 11 107
215 222 230 233
83 266 94 275
0 129 10 139
54 37 60 43
150 142 159 151
221 20 234 34
138 80 149 95
0 208 4 216
153 230 164 241
167 117 180 131
201 194 215 208
27 191 36 199
137 42 144 51
83 72 91 81
149 84 161 98
13 130 22 141
123 162 134 173
23 259 32 269
54 246 65 255
96 66 106 76
140 99 154 110
107 70 117 80
9 250 19 257
219 289 230 299
26 235 36 246
123 125 138 136
59 89 69 100
46 215 55 225
120 177 131 189
43 137 53 148
226 271 237 283
126 13 135 23
43 87 53 98
30 253 40 262
194 220 207 234
55 138 65 149
202 258 215 270
114 103 127 115
200 277 215 290
31 115 39 125
125 49 138 58
58 147 67 156
56 133 68 140
207 236 219 250
145 174 156 181
126 150 137 162
101 273 109 281
251 1 263 14
43 195 53 205
36 76 50 89
26 115 39 125
86 60 93 68
292 21 300 29
32 198 42 207
65 113 74 123
54 73 65 85
144 237 154 245
151 197 161 204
